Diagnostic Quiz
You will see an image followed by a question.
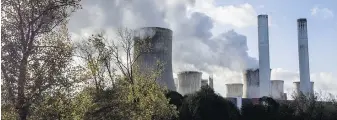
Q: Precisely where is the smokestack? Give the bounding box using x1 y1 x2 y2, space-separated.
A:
258 15 271 97
297 18 311 95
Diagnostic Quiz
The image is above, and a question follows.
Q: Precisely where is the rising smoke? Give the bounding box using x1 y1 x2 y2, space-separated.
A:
68 0 259 94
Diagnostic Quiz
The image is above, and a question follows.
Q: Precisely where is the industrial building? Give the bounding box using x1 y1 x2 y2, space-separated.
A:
133 27 176 91
293 81 314 96
243 69 260 98
177 71 202 95
226 83 243 98
209 75 214 89
271 80 286 100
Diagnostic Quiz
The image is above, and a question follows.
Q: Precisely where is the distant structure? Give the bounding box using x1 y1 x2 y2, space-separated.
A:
226 83 243 98
209 74 214 89
293 81 314 96
297 18 312 95
258 14 271 97
271 80 285 99
177 71 202 95
243 69 260 98
133 27 176 91
201 79 208 87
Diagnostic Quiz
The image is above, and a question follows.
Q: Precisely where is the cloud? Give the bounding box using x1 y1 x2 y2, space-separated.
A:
311 6 334 19
191 0 257 28
68 0 336 97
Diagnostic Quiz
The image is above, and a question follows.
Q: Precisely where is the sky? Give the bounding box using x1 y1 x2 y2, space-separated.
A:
68 0 337 98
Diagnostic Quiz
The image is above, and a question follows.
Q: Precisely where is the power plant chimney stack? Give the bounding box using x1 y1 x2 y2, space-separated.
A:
258 15 271 97
297 18 311 95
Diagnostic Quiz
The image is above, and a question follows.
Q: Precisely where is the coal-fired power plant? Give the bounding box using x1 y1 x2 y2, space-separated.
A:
226 83 243 98
177 71 202 95
243 69 260 98
258 15 271 97
297 18 312 96
134 27 176 91
132 15 316 101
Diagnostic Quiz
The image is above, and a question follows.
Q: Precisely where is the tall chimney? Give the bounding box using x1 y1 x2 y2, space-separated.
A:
258 15 271 97
297 18 311 95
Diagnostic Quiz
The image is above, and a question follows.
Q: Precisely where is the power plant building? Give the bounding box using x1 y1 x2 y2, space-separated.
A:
243 69 260 98
258 14 271 97
271 80 285 99
133 27 176 91
293 81 314 96
297 18 312 95
226 83 243 98
177 71 202 95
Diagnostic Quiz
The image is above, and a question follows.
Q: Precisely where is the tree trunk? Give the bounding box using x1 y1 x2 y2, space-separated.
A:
17 54 29 120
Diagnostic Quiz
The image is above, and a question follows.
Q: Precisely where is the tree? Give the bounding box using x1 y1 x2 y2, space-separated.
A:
1 0 81 119
179 86 241 120
165 90 184 110
241 103 266 120
76 28 178 119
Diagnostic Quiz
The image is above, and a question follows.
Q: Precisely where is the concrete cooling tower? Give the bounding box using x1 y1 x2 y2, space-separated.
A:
201 79 208 87
297 18 312 96
243 69 260 98
293 81 314 96
177 71 202 95
133 27 175 91
258 14 271 97
271 80 284 99
226 83 243 98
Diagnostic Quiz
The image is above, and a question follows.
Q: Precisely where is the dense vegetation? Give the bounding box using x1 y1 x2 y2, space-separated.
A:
1 0 337 120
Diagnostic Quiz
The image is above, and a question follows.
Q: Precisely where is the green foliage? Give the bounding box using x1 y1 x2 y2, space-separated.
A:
179 86 241 120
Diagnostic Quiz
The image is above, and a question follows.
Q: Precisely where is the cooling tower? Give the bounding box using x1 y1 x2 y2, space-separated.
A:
258 15 271 97
133 27 175 91
177 71 202 95
201 79 208 87
297 18 311 95
271 80 284 99
243 69 260 98
293 81 314 96
226 83 243 97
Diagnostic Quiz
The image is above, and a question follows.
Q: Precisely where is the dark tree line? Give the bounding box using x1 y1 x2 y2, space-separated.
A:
165 86 337 120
